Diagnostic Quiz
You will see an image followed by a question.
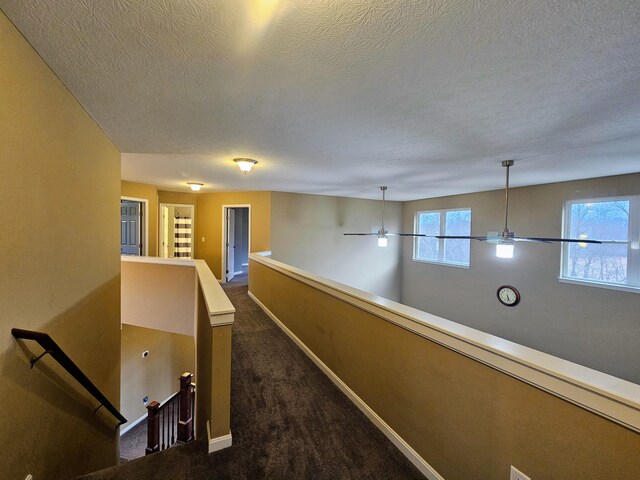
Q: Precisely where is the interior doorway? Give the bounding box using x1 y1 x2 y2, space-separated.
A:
160 204 195 259
121 198 147 256
222 205 250 282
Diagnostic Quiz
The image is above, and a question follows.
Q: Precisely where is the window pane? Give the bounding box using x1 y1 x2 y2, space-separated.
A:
444 209 471 265
566 200 629 284
416 212 440 260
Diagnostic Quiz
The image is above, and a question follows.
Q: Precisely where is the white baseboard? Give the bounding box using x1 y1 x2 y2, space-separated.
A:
234 270 243 275
247 291 444 480
120 392 179 436
242 263 249 267
120 413 146 436
206 421 233 453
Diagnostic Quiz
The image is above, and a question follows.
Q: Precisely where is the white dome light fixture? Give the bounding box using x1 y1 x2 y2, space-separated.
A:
187 182 203 192
234 158 258 174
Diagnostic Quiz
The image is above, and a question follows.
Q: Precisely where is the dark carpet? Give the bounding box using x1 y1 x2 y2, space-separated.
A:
119 420 147 461
80 272 424 479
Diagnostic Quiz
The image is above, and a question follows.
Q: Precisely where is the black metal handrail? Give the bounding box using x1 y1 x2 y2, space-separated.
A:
11 328 127 426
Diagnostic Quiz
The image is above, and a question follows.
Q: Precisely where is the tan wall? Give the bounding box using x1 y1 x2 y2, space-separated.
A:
121 262 197 336
194 286 232 441
120 325 195 424
249 259 640 480
401 173 640 383
197 191 271 279
121 181 159 256
0 11 121 480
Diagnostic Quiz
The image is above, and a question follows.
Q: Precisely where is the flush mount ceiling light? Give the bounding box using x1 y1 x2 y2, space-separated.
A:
187 182 203 191
233 158 258 174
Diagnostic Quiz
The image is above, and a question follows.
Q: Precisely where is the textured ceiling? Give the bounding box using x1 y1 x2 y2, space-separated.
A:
2 0 640 200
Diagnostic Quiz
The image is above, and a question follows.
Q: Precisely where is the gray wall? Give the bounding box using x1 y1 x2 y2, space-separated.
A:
234 208 249 272
401 173 640 383
270 191 403 301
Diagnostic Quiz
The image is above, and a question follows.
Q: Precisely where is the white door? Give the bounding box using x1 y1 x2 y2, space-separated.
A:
226 209 236 282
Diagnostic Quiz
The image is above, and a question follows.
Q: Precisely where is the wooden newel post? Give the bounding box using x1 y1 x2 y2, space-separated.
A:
145 401 161 455
178 372 194 442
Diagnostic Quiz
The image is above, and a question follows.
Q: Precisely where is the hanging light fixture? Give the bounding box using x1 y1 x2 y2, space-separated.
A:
377 186 388 247
187 182 203 191
234 158 258 174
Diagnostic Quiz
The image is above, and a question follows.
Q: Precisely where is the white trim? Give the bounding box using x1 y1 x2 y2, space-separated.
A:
121 256 194 267
194 259 236 322
120 412 146 436
248 291 444 480
242 263 249 267
411 258 470 269
249 252 640 433
221 204 251 282
159 203 195 259
234 270 243 275
121 196 149 256
206 421 233 453
558 276 640 294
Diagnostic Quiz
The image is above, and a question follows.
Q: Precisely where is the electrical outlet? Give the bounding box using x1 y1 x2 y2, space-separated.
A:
510 465 531 480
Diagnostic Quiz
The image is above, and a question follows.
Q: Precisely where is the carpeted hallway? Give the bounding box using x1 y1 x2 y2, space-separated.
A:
80 273 424 479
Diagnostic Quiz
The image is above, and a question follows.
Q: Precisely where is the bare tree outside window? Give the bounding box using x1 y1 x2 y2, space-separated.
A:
415 208 471 267
564 199 631 285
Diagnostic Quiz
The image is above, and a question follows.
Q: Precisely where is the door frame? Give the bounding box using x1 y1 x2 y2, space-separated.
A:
121 196 148 256
159 203 195 259
221 204 251 282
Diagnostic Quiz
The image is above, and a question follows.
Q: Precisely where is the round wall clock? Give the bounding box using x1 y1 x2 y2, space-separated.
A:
497 285 520 307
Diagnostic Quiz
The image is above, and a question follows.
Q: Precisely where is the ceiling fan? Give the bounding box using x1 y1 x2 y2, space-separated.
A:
435 160 626 258
344 161 625 255
343 186 430 247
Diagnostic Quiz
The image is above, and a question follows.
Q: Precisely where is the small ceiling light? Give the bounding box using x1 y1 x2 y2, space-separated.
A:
188 182 203 192
234 158 258 174
495 242 515 258
377 232 388 248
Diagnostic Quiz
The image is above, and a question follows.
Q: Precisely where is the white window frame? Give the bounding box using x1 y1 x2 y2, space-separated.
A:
412 207 471 268
559 195 640 293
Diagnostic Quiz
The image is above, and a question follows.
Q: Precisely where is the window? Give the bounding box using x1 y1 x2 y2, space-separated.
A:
414 208 471 267
561 196 640 291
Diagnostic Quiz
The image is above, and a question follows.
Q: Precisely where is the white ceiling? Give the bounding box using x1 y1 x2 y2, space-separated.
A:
2 0 640 200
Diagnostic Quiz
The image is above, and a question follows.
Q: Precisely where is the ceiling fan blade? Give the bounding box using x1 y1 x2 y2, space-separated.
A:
389 233 432 237
344 232 436 237
516 237 627 244
512 237 553 244
435 235 489 241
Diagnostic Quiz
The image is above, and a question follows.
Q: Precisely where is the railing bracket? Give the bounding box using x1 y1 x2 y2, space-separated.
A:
30 350 53 368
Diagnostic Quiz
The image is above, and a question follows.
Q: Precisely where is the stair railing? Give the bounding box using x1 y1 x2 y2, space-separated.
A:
146 372 195 455
11 328 127 427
